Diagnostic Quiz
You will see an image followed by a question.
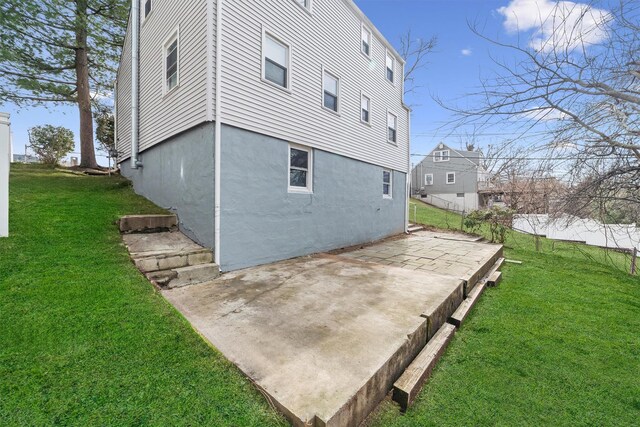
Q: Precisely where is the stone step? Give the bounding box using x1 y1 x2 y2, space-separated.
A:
407 225 425 233
133 248 213 273
448 279 487 328
392 323 457 411
487 270 503 287
119 214 177 233
148 263 220 289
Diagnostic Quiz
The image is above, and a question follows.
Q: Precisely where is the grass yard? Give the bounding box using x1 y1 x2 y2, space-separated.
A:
368 199 640 426
0 165 286 426
1 166 639 427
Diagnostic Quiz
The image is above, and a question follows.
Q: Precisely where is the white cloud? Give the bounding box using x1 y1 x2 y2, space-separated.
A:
518 107 568 121
461 48 473 56
497 0 611 52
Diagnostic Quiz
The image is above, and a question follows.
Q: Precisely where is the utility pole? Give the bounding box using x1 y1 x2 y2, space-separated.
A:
0 112 10 237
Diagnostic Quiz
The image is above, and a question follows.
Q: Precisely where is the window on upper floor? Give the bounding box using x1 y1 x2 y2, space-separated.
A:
361 24 372 57
434 150 450 162
294 0 311 11
446 172 456 184
361 93 371 124
425 174 433 186
387 111 397 143
263 32 290 90
386 50 395 83
383 169 392 198
144 0 152 19
164 31 179 94
323 69 339 113
289 144 313 193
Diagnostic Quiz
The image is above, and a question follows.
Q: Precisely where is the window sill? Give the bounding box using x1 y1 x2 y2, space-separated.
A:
291 0 313 16
162 83 181 99
387 139 398 146
360 119 371 127
383 195 393 200
261 77 292 94
322 106 341 117
288 187 313 194
141 10 153 28
360 50 372 62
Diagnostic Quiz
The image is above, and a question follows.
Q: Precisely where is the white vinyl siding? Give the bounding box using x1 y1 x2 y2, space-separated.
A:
263 31 291 90
134 0 210 156
383 169 392 198
115 18 133 160
219 0 408 172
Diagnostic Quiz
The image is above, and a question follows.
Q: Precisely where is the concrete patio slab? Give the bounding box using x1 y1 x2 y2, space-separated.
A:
161 231 502 427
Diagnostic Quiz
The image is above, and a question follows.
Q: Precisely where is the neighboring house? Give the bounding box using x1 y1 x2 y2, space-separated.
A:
479 176 565 214
12 154 39 164
115 0 410 271
410 143 487 212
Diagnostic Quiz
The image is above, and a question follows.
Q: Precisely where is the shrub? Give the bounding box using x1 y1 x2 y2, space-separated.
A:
464 207 515 243
28 125 74 166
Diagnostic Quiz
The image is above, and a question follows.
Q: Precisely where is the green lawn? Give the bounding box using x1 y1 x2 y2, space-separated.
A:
2 167 638 426
369 199 640 426
0 165 286 426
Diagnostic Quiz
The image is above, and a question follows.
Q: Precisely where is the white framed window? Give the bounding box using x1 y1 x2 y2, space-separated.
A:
163 29 179 94
322 68 340 113
446 172 456 184
387 111 397 143
425 173 433 186
262 30 291 91
361 24 372 57
383 169 392 198
360 92 371 124
288 144 313 193
293 0 312 12
143 0 152 19
386 50 395 83
434 150 450 162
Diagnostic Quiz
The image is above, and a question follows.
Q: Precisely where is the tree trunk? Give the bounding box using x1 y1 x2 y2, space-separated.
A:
75 0 98 169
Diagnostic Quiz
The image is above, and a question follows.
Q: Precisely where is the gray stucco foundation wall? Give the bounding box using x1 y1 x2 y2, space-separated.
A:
219 124 406 271
119 122 215 249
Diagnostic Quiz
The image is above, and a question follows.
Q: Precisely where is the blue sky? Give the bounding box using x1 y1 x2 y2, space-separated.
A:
3 0 593 166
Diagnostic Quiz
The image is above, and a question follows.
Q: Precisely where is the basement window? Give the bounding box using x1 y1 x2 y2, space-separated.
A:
383 169 392 198
289 144 313 193
293 0 312 12
144 0 152 18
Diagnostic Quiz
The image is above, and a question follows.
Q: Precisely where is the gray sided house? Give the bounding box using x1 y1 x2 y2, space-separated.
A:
410 143 488 212
115 0 410 271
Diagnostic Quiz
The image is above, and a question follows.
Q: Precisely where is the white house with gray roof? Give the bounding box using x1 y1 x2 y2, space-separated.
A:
115 0 410 271
411 143 488 212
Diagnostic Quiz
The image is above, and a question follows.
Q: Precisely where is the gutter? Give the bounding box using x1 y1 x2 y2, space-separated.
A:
214 0 223 267
130 0 141 169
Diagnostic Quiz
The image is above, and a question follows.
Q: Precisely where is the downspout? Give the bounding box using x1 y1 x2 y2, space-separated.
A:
405 110 411 231
214 0 223 267
113 79 118 173
130 0 141 169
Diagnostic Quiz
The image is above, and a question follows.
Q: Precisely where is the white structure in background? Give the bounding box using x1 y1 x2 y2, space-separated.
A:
513 214 640 251
0 112 10 237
